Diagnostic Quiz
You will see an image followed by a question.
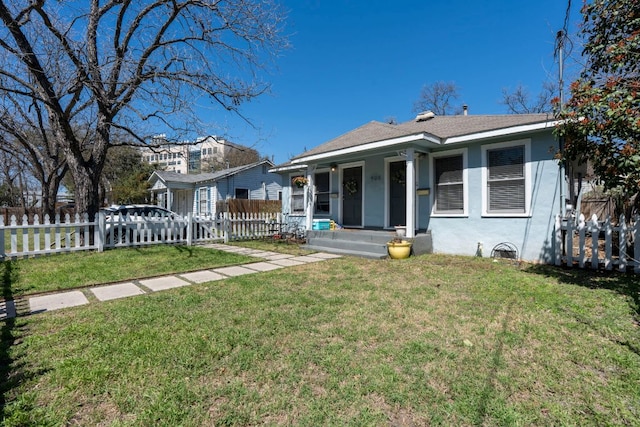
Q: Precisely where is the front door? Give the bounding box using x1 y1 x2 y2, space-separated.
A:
342 166 362 227
389 161 406 226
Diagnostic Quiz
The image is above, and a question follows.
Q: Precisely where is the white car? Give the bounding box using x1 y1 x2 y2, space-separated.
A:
102 205 186 244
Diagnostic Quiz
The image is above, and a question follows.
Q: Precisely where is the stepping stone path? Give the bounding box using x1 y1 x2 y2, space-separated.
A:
0 244 341 320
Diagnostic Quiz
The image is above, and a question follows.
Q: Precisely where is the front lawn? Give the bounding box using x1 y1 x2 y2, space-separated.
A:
1 245 255 297
1 252 638 425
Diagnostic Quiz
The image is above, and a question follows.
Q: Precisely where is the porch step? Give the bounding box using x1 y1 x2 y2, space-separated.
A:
303 244 387 260
304 229 433 259
304 230 395 259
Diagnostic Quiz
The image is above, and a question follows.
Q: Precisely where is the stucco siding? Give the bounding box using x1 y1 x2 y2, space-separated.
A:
427 131 560 262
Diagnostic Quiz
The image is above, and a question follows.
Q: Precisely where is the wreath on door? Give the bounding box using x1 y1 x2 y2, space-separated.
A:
344 178 358 195
392 168 405 185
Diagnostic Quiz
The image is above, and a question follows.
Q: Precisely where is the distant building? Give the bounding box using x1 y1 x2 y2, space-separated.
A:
140 135 241 174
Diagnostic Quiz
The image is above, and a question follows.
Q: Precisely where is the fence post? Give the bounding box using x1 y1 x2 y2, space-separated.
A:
590 214 599 270
566 216 574 268
96 211 104 253
604 216 612 271
619 215 627 272
224 212 230 243
187 212 193 246
34 214 41 253
21 215 29 254
577 214 586 268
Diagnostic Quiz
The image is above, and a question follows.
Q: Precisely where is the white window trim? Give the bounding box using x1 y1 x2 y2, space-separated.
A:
430 148 468 217
289 172 306 215
481 139 532 217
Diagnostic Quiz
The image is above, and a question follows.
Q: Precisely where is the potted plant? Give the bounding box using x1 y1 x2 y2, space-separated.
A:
292 176 308 188
387 237 412 259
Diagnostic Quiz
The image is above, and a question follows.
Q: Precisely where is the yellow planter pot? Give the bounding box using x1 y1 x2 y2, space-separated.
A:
387 240 412 259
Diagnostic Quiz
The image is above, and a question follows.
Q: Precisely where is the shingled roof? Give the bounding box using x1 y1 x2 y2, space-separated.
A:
150 159 274 184
291 113 555 162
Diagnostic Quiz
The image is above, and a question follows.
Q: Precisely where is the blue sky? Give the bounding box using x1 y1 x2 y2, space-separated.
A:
210 0 582 164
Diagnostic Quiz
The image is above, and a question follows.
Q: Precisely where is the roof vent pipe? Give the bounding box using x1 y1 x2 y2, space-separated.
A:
463 105 468 116
415 111 435 122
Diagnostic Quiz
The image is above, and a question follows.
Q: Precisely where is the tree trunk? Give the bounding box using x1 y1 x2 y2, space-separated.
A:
41 178 60 219
71 166 102 221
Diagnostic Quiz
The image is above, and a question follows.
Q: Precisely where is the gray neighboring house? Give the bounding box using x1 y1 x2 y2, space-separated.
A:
148 160 281 216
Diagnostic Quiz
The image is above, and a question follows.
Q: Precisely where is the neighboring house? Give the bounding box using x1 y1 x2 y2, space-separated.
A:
148 160 281 216
270 113 566 263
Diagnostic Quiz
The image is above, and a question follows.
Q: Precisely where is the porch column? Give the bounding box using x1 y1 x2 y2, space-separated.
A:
305 169 314 230
405 148 416 238
165 188 171 210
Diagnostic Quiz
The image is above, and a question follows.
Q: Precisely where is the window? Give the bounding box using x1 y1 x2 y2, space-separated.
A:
314 171 330 215
198 188 208 215
431 149 467 216
482 140 530 216
235 188 249 199
291 174 305 213
434 155 463 214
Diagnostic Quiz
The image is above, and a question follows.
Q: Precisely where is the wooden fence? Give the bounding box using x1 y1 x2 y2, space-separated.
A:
1 211 283 260
554 214 640 273
216 199 281 214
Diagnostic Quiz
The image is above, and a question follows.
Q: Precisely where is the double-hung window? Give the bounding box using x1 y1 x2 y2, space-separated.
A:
482 140 530 216
198 187 208 215
432 149 467 216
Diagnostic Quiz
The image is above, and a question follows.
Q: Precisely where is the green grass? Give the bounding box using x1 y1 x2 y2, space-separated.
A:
1 245 255 297
1 248 639 425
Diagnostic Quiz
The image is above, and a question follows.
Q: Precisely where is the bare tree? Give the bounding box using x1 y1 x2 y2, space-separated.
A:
413 81 462 116
0 1 287 220
500 81 557 114
0 124 68 217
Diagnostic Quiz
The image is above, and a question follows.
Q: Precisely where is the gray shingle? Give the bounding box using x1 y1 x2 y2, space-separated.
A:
292 114 555 160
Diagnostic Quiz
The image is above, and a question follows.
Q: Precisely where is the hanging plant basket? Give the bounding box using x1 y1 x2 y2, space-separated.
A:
292 176 308 188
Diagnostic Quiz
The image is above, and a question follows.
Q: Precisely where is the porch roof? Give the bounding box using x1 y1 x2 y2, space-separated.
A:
286 113 556 165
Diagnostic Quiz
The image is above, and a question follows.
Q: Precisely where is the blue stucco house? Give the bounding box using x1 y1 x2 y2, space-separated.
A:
270 113 564 262
148 159 281 216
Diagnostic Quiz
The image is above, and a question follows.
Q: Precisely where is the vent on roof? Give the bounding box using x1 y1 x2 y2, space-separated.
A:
415 111 435 122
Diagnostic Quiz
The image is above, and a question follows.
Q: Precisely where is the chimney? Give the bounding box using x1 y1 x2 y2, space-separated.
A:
463 105 468 116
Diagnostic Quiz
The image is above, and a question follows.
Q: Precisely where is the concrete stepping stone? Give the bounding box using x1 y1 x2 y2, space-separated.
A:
268 258 306 267
139 276 191 292
213 265 258 277
179 270 226 284
29 291 89 314
244 262 283 272
91 282 145 301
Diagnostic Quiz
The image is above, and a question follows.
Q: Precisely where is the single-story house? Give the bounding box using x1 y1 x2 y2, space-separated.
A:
270 113 567 262
148 159 282 216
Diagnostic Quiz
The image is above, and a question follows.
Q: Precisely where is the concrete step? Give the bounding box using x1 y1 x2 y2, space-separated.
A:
305 229 433 258
305 237 389 257
303 244 387 259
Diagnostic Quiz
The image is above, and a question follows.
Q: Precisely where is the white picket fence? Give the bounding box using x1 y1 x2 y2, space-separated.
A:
0 211 283 260
554 214 640 273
